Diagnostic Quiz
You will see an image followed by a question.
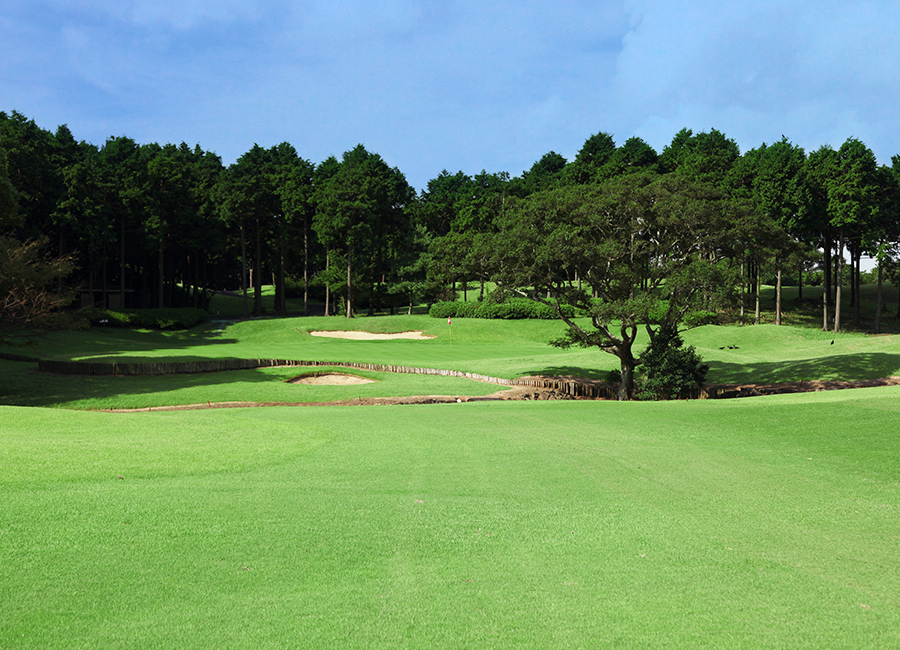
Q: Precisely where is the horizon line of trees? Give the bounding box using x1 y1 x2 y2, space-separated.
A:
2 109 900 338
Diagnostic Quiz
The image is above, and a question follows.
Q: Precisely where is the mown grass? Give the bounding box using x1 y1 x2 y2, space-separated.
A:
3 314 899 404
0 315 606 386
2 311 900 648
1 314 593 408
2 390 899 648
0 363 504 410
685 323 900 383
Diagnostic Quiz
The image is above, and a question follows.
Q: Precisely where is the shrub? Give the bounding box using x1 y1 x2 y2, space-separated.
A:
604 369 622 386
283 276 306 299
428 302 457 319
428 297 576 320
454 302 481 318
636 323 709 400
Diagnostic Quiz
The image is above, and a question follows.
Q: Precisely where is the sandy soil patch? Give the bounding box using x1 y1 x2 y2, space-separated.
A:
287 372 375 385
308 330 435 340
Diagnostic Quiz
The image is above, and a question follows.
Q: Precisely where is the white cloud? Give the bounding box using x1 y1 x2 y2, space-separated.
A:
6 0 900 192
613 0 900 161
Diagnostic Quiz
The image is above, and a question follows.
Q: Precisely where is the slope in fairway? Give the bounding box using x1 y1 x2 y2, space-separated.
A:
2 387 899 648
0 362 505 410
8 317 900 387
1 315 606 385
686 324 900 383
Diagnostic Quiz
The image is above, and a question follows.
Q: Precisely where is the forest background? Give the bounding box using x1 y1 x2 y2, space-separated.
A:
2 108 900 340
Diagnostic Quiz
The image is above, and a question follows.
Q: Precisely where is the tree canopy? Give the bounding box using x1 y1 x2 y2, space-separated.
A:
2 107 900 359
313 145 414 317
486 173 748 399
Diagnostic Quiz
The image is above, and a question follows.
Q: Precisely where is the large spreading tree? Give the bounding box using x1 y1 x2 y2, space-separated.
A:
486 173 749 399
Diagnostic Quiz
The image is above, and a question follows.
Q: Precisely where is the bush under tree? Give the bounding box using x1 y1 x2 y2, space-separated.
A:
636 323 709 400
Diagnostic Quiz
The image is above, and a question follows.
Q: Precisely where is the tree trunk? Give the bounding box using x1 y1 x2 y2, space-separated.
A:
254 218 262 315
140 257 149 308
613 323 639 401
120 216 126 309
201 254 208 311
303 221 309 317
754 269 761 325
823 234 831 331
324 250 330 317
102 258 108 310
875 261 884 334
853 249 861 327
240 222 248 319
775 265 782 326
618 351 636 401
182 256 190 308
368 267 377 317
277 247 286 316
834 230 844 333
193 254 201 308
739 260 745 324
158 238 164 309
58 228 65 294
346 241 353 318
88 266 95 308
797 259 804 303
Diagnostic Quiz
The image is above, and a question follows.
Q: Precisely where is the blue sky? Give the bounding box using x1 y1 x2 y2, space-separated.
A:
3 0 900 192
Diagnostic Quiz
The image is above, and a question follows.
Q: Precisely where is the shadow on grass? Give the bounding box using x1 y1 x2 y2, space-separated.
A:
523 365 612 380
523 351 900 386
0 361 337 408
707 351 900 384
5 324 240 362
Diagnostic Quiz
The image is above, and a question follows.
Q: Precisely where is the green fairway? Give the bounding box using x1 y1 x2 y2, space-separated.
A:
2 315 900 647
2 390 900 648
685 323 900 383
12 315 589 373
4 316 900 398
0 362 505 410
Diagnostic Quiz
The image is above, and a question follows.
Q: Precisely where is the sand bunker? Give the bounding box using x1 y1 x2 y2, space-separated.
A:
308 330 435 340
288 372 376 385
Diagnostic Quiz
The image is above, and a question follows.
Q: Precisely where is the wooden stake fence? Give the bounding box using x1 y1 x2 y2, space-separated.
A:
37 357 621 399
36 358 892 401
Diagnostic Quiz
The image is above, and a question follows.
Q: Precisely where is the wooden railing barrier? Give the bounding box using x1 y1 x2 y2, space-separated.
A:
37 357 621 399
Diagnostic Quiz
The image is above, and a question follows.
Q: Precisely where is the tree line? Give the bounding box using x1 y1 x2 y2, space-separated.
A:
2 110 900 344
